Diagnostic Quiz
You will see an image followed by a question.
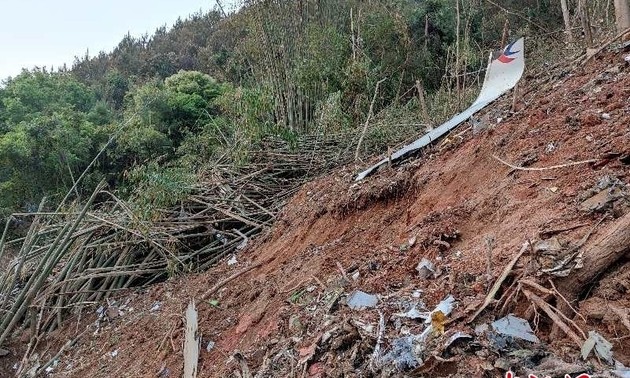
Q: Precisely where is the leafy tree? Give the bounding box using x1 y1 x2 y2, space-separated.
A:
111 70 225 170
0 70 111 214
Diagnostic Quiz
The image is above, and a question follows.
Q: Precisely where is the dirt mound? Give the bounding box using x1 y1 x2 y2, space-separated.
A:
3 52 629 377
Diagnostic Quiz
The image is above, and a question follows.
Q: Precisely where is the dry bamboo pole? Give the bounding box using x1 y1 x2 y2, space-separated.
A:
415 80 431 128
0 202 47 309
0 182 103 346
0 216 13 265
455 0 462 108
579 0 594 46
355 78 387 161
561 0 574 42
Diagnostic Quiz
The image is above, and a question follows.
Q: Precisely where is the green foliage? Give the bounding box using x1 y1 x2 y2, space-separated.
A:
103 70 130 110
294 25 348 94
0 71 112 214
1 71 97 125
216 85 273 136
0 0 572 218
110 70 228 173
315 91 351 132
124 162 195 220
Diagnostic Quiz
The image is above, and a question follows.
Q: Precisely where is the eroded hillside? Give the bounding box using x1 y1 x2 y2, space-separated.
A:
4 48 630 378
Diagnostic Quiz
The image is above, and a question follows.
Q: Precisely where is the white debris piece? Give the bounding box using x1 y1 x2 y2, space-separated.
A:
491 315 540 343
581 331 613 363
346 290 378 310
227 255 238 266
395 306 425 320
150 301 162 312
613 360 630 378
415 258 435 279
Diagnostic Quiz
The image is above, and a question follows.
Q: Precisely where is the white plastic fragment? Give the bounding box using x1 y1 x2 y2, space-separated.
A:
613 360 630 378
444 332 473 349
227 255 238 266
429 295 456 323
581 331 613 363
150 301 161 312
346 290 378 310
395 306 425 320
491 314 540 343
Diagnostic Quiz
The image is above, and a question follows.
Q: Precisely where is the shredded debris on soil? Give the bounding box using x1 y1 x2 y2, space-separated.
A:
2 51 629 378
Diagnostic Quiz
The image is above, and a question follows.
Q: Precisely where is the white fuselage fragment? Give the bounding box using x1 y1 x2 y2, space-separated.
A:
356 38 525 181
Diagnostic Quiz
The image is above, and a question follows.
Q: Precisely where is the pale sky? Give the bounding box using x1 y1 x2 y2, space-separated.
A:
0 0 237 81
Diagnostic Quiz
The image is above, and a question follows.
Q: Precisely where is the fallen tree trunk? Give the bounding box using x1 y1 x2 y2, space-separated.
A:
557 211 630 300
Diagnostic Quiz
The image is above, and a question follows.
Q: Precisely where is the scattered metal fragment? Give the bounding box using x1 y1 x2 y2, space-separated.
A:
150 301 162 312
417 295 457 341
444 332 473 351
581 331 613 363
106 306 120 319
415 258 435 279
382 335 424 370
227 255 238 266
408 236 417 247
430 295 456 322
157 365 171 378
346 290 378 310
613 360 630 378
491 315 540 343
395 306 425 320
45 365 55 373
474 323 489 335
534 238 563 253
355 38 525 181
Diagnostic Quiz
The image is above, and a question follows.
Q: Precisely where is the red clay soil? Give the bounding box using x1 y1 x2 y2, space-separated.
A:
3 51 629 377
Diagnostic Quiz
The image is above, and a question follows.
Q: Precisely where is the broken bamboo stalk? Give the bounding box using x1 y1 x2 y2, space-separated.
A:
468 242 527 323
522 289 583 347
183 300 199 378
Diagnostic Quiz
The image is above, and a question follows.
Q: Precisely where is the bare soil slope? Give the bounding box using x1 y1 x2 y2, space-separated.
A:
5 51 629 378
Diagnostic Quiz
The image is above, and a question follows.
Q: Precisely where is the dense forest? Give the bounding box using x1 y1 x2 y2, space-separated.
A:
0 0 625 218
